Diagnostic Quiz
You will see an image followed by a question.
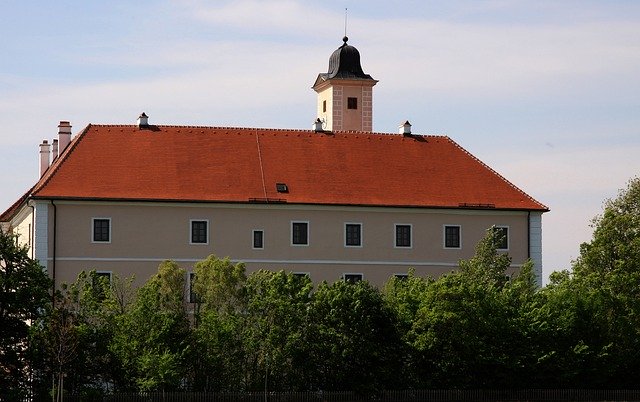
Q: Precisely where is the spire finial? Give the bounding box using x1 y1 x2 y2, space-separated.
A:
343 8 348 42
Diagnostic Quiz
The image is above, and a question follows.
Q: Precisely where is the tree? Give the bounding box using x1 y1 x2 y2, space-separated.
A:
306 280 403 392
110 260 192 391
554 177 640 387
406 229 536 388
0 230 51 397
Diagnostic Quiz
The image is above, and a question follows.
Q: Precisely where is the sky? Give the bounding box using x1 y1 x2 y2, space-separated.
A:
1 0 639 285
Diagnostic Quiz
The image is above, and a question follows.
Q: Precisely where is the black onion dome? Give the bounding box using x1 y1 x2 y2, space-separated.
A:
326 36 373 80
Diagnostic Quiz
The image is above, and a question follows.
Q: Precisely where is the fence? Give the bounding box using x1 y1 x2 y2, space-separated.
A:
51 389 640 402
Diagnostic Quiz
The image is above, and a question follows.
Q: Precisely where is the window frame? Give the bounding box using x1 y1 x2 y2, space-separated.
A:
443 224 462 249
190 219 209 245
291 221 309 246
92 218 111 243
347 97 358 110
494 225 509 250
394 224 412 248
344 222 363 248
343 273 363 283
252 229 264 250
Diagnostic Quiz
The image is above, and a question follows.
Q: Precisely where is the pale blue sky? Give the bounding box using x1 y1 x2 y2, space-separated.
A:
2 1 640 284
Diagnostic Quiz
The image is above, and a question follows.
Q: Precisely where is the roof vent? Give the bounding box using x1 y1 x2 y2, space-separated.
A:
276 183 289 193
137 112 149 127
399 120 412 136
313 118 324 132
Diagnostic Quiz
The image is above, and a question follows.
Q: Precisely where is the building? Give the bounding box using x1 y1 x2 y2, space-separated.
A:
0 37 548 289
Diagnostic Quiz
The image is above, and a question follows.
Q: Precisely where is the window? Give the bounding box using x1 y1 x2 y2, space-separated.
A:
493 226 509 250
191 220 208 244
347 97 358 110
344 273 363 283
189 272 199 303
394 273 409 280
322 100 327 113
92 218 111 243
444 225 461 249
253 230 264 249
395 224 412 248
95 271 112 284
293 272 310 279
345 223 362 247
291 221 309 245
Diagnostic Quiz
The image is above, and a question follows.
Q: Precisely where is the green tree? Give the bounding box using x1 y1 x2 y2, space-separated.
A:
241 270 313 391
110 260 191 391
406 229 536 388
0 231 51 397
306 280 403 392
543 177 640 387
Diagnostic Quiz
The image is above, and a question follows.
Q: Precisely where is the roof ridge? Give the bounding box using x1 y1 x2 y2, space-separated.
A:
89 123 449 138
445 137 549 211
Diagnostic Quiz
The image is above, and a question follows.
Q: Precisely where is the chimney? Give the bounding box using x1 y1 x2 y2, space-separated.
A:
52 139 59 160
399 120 412 136
58 121 72 154
313 118 324 132
137 112 149 128
39 140 51 177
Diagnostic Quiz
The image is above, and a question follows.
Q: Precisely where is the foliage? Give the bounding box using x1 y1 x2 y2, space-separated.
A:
0 230 51 396
110 260 192 392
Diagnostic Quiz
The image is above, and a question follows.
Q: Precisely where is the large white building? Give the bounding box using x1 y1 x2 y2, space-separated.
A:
1 37 548 290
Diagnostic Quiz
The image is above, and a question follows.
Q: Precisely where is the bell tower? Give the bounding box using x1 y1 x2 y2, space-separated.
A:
312 37 378 132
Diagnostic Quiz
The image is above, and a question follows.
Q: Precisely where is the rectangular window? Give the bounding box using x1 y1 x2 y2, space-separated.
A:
344 273 363 283
95 271 112 285
92 218 111 243
347 97 358 110
253 230 264 249
395 224 412 248
494 226 509 250
345 223 362 247
444 225 461 249
189 272 199 304
322 100 327 113
292 221 309 245
394 273 409 280
191 220 208 244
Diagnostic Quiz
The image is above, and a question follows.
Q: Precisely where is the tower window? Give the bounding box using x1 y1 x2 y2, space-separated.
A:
322 100 327 113
347 97 358 110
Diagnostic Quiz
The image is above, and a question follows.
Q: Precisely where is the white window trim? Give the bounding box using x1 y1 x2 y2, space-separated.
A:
495 225 510 251
394 223 413 249
290 220 310 247
344 222 363 248
91 217 112 244
443 224 462 249
189 219 209 245
252 229 264 250
343 272 364 282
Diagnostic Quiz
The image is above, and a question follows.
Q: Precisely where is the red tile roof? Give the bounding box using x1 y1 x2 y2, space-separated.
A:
6 124 548 216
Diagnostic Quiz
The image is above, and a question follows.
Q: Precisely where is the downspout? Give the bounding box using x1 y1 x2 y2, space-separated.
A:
51 200 57 306
29 204 35 259
527 211 531 260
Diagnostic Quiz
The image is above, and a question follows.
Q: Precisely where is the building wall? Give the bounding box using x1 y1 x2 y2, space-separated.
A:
43 200 533 288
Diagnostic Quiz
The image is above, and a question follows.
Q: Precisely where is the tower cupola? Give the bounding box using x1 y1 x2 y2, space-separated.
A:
313 37 378 132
